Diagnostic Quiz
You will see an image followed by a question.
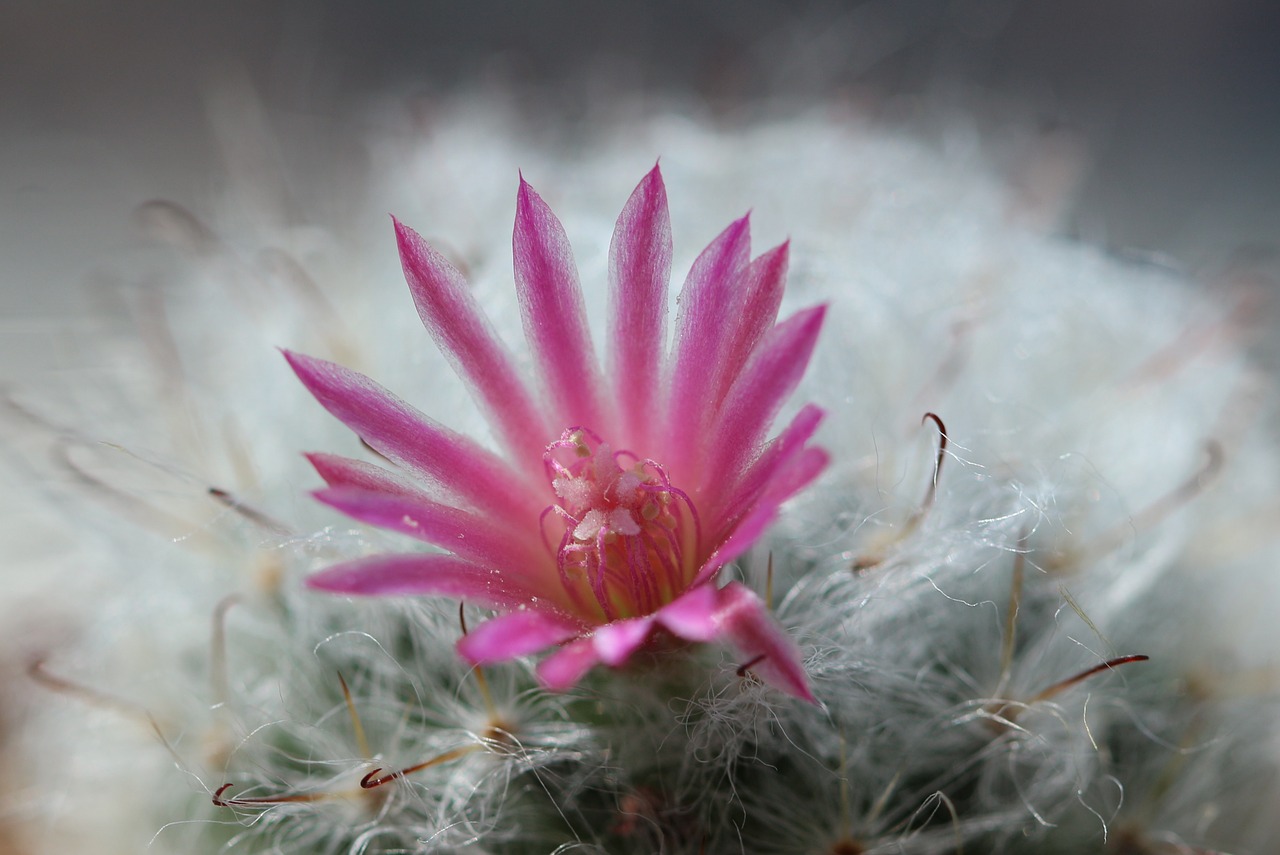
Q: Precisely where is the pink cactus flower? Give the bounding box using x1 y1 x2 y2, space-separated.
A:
286 166 827 700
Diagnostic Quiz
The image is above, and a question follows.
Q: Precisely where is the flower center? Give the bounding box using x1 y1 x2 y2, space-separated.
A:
543 428 700 621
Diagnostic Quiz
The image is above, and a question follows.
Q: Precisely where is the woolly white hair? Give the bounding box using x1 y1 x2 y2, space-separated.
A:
3 91 1278 855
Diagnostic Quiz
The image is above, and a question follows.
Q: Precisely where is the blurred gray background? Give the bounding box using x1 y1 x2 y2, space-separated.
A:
3 1 1278 349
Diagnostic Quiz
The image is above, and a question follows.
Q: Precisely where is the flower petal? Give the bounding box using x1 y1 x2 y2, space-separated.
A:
702 304 827 492
513 177 609 434
715 241 789 401
313 486 547 578
654 583 813 701
457 609 583 665
592 616 656 667
396 218 550 466
306 452 421 495
713 582 814 702
697 444 829 584
536 637 601 691
284 350 541 520
665 215 751 469
608 164 672 452
653 583 722 641
693 404 827 586
307 554 539 610
722 403 826 526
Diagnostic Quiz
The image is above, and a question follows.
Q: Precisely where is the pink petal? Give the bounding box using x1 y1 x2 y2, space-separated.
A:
701 304 827 493
696 444 829 585
720 403 826 528
714 241 789 402
396 219 550 467
457 609 583 665
313 486 545 577
653 584 722 641
694 404 827 585
654 584 814 701
308 455 551 578
607 164 672 452
307 554 540 610
713 582 814 702
665 215 751 470
536 637 601 691
592 617 656 667
513 177 609 434
284 350 541 521
306 452 421 495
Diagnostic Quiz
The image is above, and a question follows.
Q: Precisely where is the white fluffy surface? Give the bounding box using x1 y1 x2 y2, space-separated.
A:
3 94 1278 854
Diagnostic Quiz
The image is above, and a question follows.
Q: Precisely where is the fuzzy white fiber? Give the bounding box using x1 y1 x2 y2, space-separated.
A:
3 93 1279 855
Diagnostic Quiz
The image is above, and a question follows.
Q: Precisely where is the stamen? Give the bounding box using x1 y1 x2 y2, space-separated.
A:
541 429 700 620
620 533 658 614
642 529 683 604
588 534 618 622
